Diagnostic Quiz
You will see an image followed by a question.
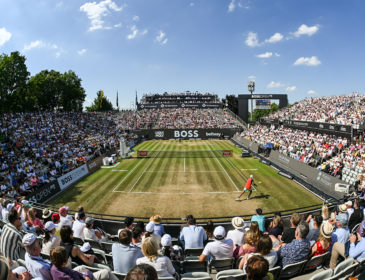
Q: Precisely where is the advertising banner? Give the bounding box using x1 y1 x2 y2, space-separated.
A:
137 103 223 110
57 164 89 190
86 156 103 173
283 120 352 137
27 181 61 203
132 128 241 140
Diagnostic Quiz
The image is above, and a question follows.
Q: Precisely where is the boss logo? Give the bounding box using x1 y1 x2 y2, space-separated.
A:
174 130 199 138
155 131 164 138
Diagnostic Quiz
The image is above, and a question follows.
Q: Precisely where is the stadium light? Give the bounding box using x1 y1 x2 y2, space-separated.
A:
248 81 255 122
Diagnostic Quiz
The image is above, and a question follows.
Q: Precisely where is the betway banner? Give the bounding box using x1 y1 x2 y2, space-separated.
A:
27 181 61 204
132 128 241 139
283 120 352 137
137 103 223 110
57 164 89 190
87 156 103 173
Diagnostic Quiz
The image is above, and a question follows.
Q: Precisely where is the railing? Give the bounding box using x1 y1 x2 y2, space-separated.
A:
225 108 248 128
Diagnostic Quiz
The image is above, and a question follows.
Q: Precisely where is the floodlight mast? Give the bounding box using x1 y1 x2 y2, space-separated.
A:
248 81 255 121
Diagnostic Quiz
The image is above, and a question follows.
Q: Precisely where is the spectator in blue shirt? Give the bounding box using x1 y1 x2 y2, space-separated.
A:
277 222 310 267
329 214 350 269
151 215 165 237
251 208 266 232
349 232 365 262
179 214 207 249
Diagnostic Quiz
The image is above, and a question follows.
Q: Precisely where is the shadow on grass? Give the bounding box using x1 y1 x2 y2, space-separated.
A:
236 194 270 202
50 186 83 205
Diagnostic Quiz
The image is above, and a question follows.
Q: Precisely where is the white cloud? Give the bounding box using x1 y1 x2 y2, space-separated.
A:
245 32 259 47
23 40 45 51
156 31 168 45
127 25 148 40
114 23 122 28
265 32 283 44
248 75 256 80
80 0 123 31
286 86 296 92
0 27 12 47
256 52 272 58
78 48 87 55
132 15 139 22
307 90 316 95
294 56 321 66
228 0 236 12
23 40 64 57
274 53 280 57
294 24 319 37
267 81 285 88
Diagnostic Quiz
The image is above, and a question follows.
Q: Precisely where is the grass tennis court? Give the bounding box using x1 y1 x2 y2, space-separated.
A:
49 140 322 219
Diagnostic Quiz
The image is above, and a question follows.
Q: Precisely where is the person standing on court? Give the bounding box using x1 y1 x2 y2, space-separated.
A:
236 175 257 201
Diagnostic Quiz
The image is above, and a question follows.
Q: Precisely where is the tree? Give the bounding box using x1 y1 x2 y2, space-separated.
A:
222 95 238 114
0 51 30 112
28 70 86 111
252 102 280 122
86 90 114 112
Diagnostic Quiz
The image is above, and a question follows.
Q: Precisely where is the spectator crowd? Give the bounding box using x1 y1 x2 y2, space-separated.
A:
1 201 365 279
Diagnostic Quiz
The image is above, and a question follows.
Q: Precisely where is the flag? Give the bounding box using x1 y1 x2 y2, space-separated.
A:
116 91 119 108
135 91 138 106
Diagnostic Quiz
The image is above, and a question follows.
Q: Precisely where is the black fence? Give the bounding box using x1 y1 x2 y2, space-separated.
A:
132 128 242 140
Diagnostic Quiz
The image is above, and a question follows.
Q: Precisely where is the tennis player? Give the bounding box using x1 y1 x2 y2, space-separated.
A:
236 175 257 200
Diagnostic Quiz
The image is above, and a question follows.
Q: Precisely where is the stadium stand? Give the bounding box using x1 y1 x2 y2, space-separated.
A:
3 93 365 279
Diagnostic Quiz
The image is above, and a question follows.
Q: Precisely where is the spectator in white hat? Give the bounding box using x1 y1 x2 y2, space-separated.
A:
227 217 246 246
23 233 52 280
199 226 234 261
41 221 61 256
142 222 161 248
160 234 181 261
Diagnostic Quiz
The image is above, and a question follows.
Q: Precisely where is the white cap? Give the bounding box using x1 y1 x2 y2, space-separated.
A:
45 221 56 231
63 206 70 211
161 234 172 247
250 175 253 178
22 233 37 246
7 203 14 211
80 242 91 253
146 222 155 233
213 226 226 240
21 200 29 205
345 201 353 206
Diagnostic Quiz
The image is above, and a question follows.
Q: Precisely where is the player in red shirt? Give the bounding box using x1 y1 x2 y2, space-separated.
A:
236 175 257 200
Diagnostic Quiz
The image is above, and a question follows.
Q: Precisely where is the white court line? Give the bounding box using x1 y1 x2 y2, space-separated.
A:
112 159 145 192
144 170 223 173
224 157 257 192
113 190 241 194
206 143 240 192
111 170 129 172
241 169 258 171
101 162 120 169
184 155 186 173
128 150 161 193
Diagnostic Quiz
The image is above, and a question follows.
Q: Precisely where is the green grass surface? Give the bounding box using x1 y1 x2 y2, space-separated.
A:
49 140 322 219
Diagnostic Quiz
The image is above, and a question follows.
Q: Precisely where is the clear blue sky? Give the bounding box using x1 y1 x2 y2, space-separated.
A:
1 0 364 109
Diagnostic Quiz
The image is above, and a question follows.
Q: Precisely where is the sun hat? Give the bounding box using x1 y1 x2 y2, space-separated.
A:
146 222 155 233
42 208 52 219
339 204 347 213
151 215 162 224
22 233 38 246
213 226 226 240
45 221 56 231
161 234 172 247
58 207 67 215
336 214 348 227
345 201 353 207
0 256 9 280
85 217 94 226
320 222 334 239
80 242 91 253
232 217 244 230
52 213 60 221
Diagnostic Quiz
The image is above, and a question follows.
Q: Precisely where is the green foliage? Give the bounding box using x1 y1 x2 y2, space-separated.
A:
0 51 85 112
86 90 114 112
252 102 280 122
0 51 30 112
222 95 238 114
